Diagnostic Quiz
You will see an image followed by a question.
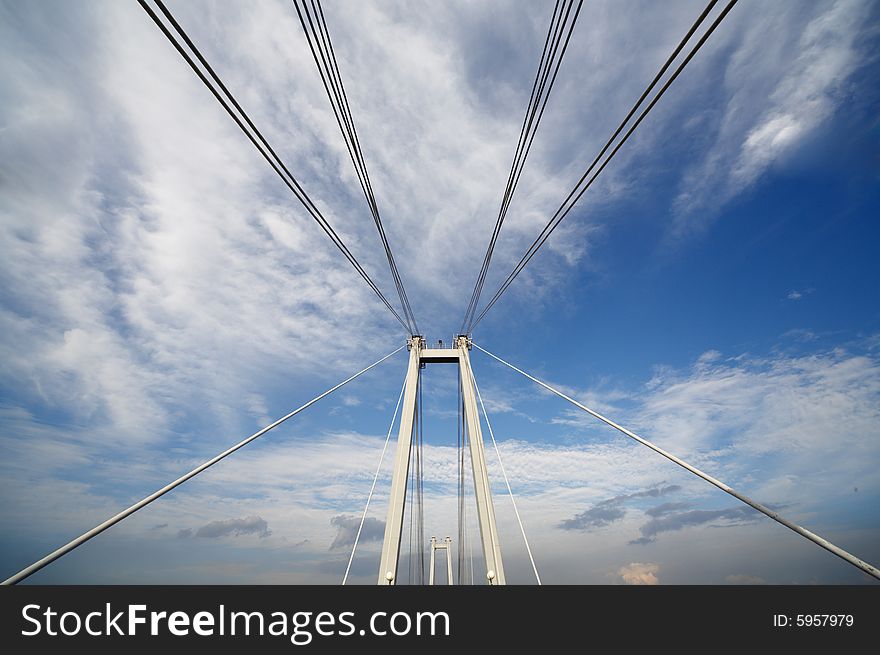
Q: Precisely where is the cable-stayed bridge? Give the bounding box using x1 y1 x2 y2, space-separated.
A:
4 0 878 585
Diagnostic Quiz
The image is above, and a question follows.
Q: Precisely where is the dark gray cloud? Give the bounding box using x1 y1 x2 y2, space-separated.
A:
560 504 626 530
560 484 681 530
151 523 168 530
191 515 271 539
317 554 377 579
177 528 192 539
631 507 758 545
330 515 385 550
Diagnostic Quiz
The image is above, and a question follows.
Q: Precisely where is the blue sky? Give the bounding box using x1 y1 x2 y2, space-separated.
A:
1 0 878 585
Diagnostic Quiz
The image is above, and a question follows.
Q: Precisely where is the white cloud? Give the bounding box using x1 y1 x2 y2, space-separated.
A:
671 0 872 235
2 1 869 448
786 288 814 301
618 562 660 585
244 393 272 427
730 0 867 189
3 353 876 584
634 346 880 474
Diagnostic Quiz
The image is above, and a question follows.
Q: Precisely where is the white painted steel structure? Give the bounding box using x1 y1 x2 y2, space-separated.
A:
429 536 454 586
377 336 506 585
377 337 423 585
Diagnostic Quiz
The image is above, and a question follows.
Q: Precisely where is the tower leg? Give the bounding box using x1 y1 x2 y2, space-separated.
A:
429 536 437 586
445 536 453 585
458 336 506 585
377 337 422 585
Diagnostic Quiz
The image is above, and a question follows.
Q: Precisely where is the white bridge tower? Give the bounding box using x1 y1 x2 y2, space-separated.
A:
378 336 506 585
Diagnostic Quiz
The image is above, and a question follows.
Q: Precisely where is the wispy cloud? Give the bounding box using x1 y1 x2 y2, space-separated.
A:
670 0 873 237
782 328 819 342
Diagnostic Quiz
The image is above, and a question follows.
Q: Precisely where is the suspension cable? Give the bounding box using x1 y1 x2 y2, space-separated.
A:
342 373 407 585
138 0 410 334
471 372 542 584
472 342 880 581
3 344 405 585
461 0 583 334
293 0 419 334
470 0 736 332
